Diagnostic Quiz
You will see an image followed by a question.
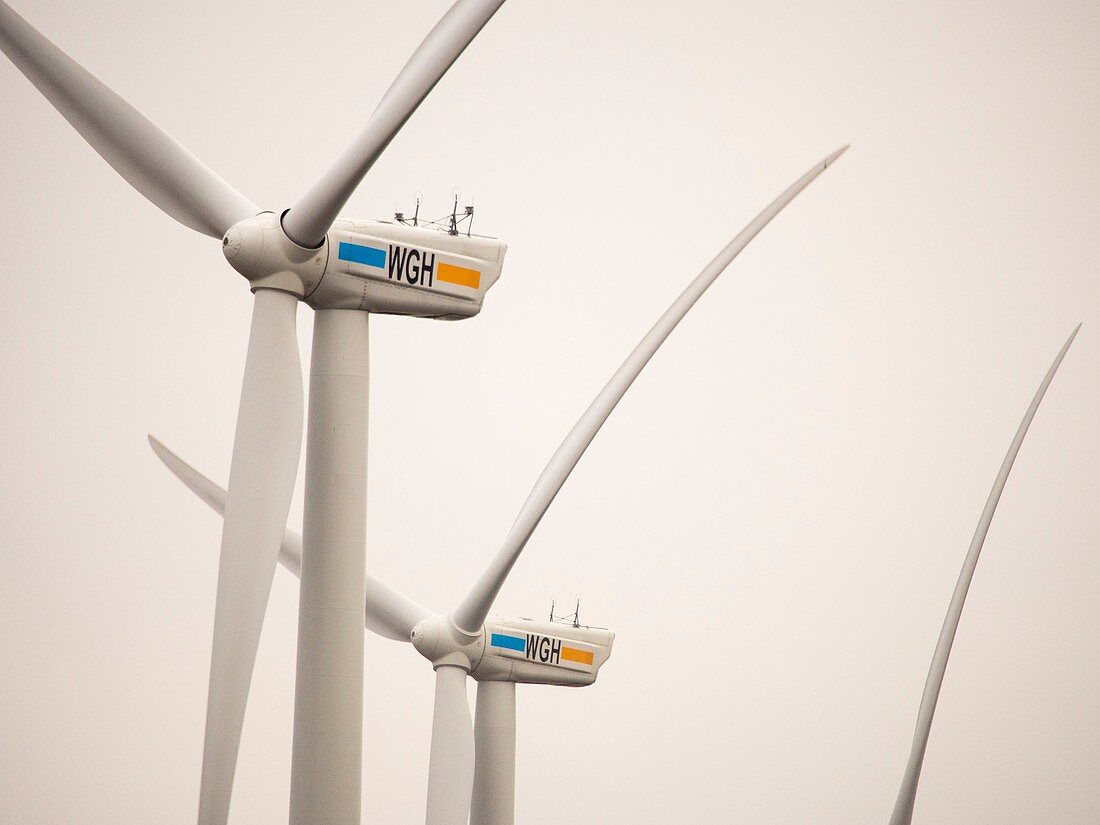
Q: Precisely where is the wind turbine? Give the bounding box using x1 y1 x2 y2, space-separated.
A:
885 325 1079 824
149 137 850 823
150 436 613 825
0 2 508 824
0 1 848 823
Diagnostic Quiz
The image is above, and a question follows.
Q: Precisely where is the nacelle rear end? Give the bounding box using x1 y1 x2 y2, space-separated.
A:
472 618 614 687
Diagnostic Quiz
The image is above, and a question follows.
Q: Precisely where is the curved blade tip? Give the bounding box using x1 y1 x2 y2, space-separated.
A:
1055 323 1082 361
825 143 851 166
147 433 168 457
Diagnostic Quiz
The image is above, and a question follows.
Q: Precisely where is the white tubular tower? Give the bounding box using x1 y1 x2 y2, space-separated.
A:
472 681 517 825
290 310 370 825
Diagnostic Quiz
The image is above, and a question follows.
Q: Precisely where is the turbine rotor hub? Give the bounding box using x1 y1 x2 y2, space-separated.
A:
222 211 329 297
410 616 485 671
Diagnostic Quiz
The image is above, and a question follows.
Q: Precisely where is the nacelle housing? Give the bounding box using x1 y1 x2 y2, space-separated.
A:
306 219 506 319
471 618 615 687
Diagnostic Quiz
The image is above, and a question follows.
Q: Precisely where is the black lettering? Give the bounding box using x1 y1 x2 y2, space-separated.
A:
387 245 407 281
526 634 537 660
421 252 435 287
407 249 421 285
550 638 562 664
538 636 551 663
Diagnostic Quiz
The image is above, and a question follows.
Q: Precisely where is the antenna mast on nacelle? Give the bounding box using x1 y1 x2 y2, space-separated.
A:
549 597 582 628
395 191 475 236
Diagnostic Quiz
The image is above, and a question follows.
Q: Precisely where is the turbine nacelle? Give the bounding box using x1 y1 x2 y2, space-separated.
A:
223 212 507 318
410 615 615 687
475 618 614 687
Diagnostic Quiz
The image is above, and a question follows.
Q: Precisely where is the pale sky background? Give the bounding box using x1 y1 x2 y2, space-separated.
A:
1 1 1098 823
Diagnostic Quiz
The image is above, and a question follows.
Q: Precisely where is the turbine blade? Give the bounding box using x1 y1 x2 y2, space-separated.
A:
450 145 849 633
888 324 1081 825
282 0 505 247
0 1 257 238
426 665 476 825
471 681 516 825
148 437 432 641
148 436 230 518
197 289 303 825
364 573 434 643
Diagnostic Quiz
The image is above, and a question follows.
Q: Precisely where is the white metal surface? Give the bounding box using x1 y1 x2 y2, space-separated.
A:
289 310 369 825
472 681 516 825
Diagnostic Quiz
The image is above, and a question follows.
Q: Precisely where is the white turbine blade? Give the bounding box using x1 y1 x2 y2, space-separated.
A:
364 574 434 642
149 434 302 577
282 0 505 247
0 1 257 238
888 324 1081 825
148 436 230 519
198 289 302 825
471 681 516 825
450 145 849 633
426 665 477 825
147 436 432 642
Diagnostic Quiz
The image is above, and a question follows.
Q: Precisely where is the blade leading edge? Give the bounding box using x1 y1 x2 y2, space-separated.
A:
148 436 432 643
450 145 849 634
0 0 257 238
282 0 505 247
197 289 303 825
426 665 477 825
888 324 1081 825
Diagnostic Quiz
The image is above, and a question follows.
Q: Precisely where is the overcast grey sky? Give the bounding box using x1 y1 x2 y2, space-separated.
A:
1 1 1098 823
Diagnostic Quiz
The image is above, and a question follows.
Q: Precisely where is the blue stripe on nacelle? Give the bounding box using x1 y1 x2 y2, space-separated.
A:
338 242 386 268
490 633 526 652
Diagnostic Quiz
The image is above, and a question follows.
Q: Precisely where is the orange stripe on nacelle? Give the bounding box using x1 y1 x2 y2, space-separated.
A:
437 261 481 289
560 646 594 665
